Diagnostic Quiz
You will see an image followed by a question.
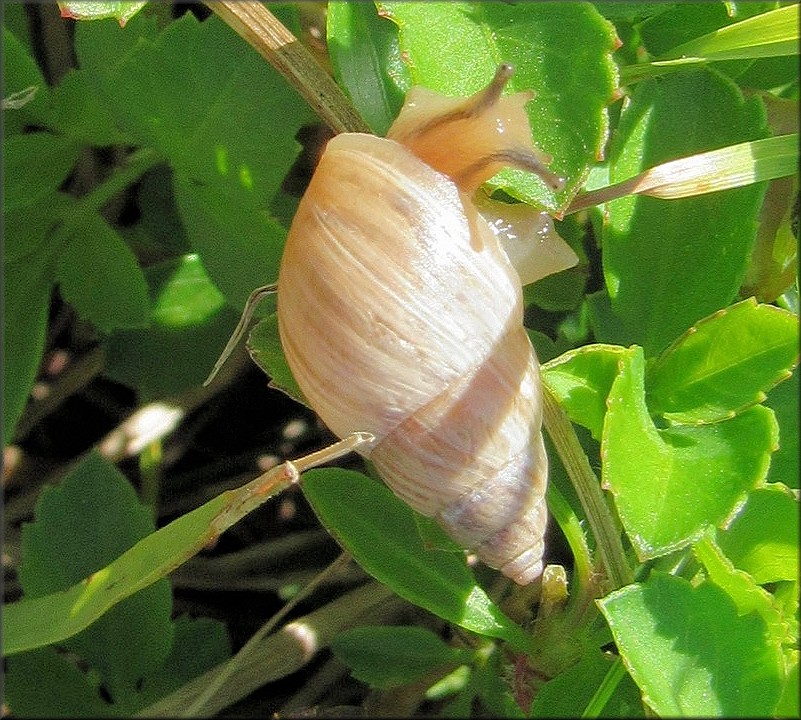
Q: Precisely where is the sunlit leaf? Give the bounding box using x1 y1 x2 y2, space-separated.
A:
595 68 768 356
599 572 784 716
542 343 629 440
647 298 799 424
602 347 777 559
717 485 800 584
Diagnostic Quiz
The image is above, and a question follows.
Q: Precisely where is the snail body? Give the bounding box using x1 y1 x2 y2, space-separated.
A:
277 65 577 584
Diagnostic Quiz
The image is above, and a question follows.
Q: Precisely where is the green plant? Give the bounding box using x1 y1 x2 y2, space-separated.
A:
3 1 798 717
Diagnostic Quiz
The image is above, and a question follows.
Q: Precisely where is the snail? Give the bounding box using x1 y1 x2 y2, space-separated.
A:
275 64 578 584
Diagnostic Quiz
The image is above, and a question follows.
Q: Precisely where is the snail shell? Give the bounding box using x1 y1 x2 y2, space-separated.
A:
277 65 577 584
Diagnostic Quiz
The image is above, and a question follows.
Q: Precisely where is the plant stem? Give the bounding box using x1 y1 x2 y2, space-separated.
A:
207 1 370 135
541 384 633 590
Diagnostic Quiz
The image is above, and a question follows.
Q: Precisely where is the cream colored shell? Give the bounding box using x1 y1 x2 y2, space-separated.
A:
278 67 573 584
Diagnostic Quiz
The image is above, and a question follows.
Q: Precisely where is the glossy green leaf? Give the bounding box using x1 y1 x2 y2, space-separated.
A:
647 298 799 423
57 1 147 26
3 133 81 214
599 572 784 717
327 1 409 135
55 211 151 333
331 626 468 689
602 346 778 559
302 468 533 652
377 1 619 213
717 485 800 584
598 68 768 356
542 343 629 440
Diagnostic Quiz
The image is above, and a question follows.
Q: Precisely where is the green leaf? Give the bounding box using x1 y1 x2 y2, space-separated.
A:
57 1 147 26
542 343 629 440
248 313 306 405
135 615 231 706
693 532 791 650
662 5 800 62
327 1 408 135
92 12 314 201
4 646 120 718
104 256 240 399
598 68 768 356
765 367 799 488
75 13 313 309
174 179 286 311
2 250 52 446
48 69 130 146
302 468 533 652
602 346 778 559
3 195 74 265
2 133 81 214
55 211 151 333
106 318 235 399
530 650 644 718
377 1 619 213
647 298 800 423
2 26 52 132
599 572 785 717
331 626 467 689
2 449 293 655
471 650 525 717
148 254 226 328
18 453 173 701
74 8 158 76
776 655 800 719
637 2 750 57
717 485 800 584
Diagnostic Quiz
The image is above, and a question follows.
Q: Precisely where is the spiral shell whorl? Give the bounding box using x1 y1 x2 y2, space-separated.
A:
369 326 548 583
